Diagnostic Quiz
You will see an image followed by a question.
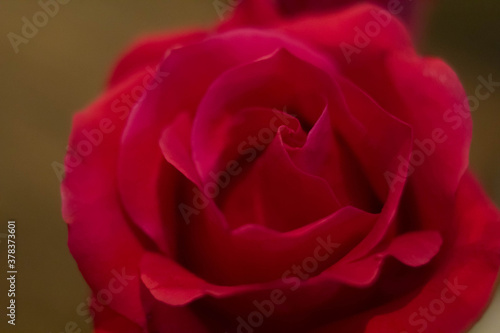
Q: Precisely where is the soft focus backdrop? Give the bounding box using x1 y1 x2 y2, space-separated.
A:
0 1 498 332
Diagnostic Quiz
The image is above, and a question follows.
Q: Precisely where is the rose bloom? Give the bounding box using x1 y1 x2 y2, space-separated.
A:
61 1 500 333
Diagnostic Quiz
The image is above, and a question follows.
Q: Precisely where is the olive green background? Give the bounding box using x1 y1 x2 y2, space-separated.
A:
0 1 498 332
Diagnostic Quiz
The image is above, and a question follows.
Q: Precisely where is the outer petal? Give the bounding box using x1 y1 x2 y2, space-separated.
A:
108 29 207 88
384 53 472 229
140 285 210 333
278 4 414 69
93 307 143 333
62 72 150 325
311 173 500 333
375 173 500 333
63 30 208 325
217 0 282 30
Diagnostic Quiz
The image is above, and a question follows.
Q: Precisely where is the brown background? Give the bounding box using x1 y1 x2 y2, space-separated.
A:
0 1 498 332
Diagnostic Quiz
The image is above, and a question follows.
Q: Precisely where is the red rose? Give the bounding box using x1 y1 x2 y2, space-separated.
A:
62 3 500 333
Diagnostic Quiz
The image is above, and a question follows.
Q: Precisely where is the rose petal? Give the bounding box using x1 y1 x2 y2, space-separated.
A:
323 230 442 286
218 0 282 30
140 283 210 333
289 106 381 212
140 252 269 305
108 29 207 88
333 76 413 262
62 72 154 325
93 306 143 333
310 173 500 333
279 4 413 69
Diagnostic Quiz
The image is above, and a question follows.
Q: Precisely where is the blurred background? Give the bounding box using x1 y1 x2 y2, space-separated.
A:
0 0 498 332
